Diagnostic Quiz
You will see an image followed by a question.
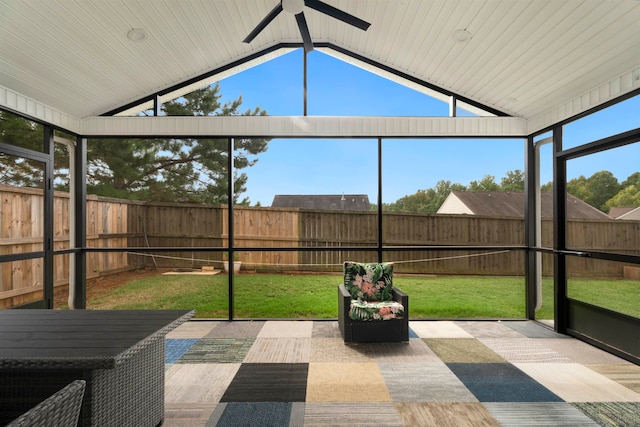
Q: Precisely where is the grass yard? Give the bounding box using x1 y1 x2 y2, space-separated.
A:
86 272 640 320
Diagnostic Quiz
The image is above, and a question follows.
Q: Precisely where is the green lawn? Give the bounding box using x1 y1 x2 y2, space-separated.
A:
86 273 639 320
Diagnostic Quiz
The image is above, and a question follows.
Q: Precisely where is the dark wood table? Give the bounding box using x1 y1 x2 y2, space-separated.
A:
0 309 194 426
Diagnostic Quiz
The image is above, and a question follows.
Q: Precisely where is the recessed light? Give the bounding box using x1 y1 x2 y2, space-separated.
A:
127 28 147 42
452 29 472 43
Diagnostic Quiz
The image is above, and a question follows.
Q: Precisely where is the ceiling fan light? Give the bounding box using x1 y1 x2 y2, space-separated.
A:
283 0 304 14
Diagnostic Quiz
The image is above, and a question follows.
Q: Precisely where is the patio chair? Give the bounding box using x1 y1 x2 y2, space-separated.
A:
338 261 409 343
7 380 86 427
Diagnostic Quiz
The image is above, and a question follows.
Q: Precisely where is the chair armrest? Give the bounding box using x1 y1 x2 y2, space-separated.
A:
338 284 351 320
339 284 351 298
392 287 409 317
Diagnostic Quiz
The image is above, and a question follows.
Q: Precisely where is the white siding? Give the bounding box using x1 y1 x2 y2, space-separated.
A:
437 193 473 215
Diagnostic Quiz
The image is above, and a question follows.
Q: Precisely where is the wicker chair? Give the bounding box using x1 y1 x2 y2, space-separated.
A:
338 261 409 343
7 380 86 427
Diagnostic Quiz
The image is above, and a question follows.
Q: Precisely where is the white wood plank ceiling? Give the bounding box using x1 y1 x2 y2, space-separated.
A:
1 0 639 128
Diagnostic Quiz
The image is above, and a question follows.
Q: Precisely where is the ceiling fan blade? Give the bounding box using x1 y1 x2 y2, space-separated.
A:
305 0 370 31
295 12 314 53
243 3 284 43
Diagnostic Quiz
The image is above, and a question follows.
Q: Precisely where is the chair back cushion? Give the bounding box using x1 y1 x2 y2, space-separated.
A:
343 261 394 302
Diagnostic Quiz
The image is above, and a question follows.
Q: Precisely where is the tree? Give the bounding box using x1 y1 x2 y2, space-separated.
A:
586 171 620 212
85 84 269 204
468 174 500 192
500 169 525 191
383 180 466 213
0 111 45 187
606 185 640 209
566 171 620 212
621 172 640 188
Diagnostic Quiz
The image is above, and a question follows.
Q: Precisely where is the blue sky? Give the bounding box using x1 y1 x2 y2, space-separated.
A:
217 49 639 206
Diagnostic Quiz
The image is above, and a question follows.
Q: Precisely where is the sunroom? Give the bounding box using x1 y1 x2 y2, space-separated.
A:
1 1 639 424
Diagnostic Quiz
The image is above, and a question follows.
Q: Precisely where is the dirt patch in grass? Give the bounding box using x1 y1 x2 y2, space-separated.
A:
54 269 162 307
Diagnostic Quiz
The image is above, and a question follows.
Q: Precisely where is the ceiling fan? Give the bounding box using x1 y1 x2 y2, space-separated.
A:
243 0 371 53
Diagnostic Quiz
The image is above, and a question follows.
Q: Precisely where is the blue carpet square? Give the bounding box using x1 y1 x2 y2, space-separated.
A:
212 402 292 427
165 338 198 364
447 363 563 402
409 328 419 338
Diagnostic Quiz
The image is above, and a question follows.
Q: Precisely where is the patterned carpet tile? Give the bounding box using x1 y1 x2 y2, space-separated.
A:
204 320 265 339
306 362 391 402
572 402 640 427
220 363 308 402
345 338 441 363
410 320 474 338
395 402 500 426
483 402 600 426
455 321 526 338
479 338 572 363
165 338 199 364
166 321 218 339
424 338 506 363
176 338 254 363
242 337 311 363
209 402 297 427
447 363 563 402
502 321 568 338
161 321 639 425
586 363 640 394
379 362 478 402
310 338 372 363
311 321 342 338
165 363 240 405
533 338 630 364
257 320 314 338
514 363 640 402
163 403 217 427
304 402 403 426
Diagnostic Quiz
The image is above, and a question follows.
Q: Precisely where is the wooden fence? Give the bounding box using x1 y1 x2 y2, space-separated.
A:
2 185 639 307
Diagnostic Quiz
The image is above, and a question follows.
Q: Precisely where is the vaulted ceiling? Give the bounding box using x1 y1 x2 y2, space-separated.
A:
1 0 639 132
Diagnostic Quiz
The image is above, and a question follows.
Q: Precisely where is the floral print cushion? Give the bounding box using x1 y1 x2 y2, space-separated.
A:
343 261 394 302
349 300 404 321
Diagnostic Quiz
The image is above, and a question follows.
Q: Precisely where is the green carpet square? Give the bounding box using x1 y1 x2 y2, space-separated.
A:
176 338 254 363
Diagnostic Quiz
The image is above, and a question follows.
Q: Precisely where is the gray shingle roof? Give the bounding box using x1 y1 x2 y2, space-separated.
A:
443 192 611 220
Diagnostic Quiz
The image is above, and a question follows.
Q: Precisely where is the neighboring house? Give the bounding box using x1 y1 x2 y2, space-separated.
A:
437 191 611 220
609 206 640 220
271 194 371 211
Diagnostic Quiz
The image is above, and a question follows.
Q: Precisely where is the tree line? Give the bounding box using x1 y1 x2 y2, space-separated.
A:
380 170 639 214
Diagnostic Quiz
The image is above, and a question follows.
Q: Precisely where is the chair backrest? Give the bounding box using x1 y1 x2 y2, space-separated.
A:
7 380 86 427
343 261 394 301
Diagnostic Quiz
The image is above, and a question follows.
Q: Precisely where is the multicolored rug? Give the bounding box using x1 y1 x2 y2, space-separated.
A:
163 320 640 426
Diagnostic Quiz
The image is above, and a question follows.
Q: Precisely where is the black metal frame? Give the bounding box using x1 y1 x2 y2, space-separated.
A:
0 140 52 309
0 60 638 362
100 43 508 118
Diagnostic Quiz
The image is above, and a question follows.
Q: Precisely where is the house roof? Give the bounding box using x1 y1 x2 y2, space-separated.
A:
439 191 611 220
272 194 370 211
1 0 639 133
609 206 639 219
611 206 640 220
